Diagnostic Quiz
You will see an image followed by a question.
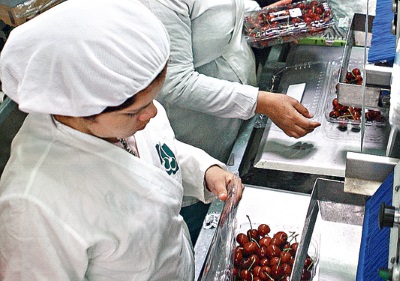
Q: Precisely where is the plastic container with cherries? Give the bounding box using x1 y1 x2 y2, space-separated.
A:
243 0 334 48
232 220 319 281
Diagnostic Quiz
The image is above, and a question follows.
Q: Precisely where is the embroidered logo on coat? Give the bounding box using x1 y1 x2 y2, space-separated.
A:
156 143 179 175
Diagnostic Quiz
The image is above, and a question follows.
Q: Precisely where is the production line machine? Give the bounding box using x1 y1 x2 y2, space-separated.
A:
374 0 400 280
195 0 400 279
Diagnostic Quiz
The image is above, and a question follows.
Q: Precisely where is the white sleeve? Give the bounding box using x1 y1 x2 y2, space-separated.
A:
0 196 87 280
150 2 258 120
175 139 227 204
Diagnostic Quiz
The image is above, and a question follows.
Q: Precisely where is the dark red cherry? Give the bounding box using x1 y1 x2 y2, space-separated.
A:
266 244 281 258
304 256 314 270
352 67 361 76
240 269 252 281
257 245 268 258
257 224 271 237
280 251 292 263
282 263 292 275
237 233 249 246
248 228 260 241
301 268 312 280
259 266 272 280
259 236 272 247
243 241 258 255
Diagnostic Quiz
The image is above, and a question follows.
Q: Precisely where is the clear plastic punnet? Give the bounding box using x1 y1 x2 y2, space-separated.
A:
243 0 335 48
199 175 321 281
325 59 388 128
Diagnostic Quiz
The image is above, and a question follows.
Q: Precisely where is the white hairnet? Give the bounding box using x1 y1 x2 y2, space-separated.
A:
0 0 170 116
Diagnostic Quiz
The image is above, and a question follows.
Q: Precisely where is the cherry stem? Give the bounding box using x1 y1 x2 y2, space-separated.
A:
288 233 299 243
347 109 355 118
248 258 256 271
246 215 253 230
253 239 260 247
264 271 274 281
307 259 315 271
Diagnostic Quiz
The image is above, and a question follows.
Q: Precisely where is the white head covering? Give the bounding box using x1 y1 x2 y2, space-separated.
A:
0 0 170 116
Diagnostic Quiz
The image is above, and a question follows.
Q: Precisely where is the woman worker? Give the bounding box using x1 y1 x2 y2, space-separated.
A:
0 0 242 280
137 0 321 243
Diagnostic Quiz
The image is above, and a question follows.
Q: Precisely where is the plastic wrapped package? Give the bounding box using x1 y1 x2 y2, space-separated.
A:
0 0 64 26
243 0 335 48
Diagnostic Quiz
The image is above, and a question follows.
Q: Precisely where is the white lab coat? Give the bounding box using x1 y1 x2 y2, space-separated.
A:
139 0 261 163
0 101 223 281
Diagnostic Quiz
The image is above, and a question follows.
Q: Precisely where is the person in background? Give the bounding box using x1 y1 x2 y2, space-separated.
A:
137 0 321 244
0 0 243 280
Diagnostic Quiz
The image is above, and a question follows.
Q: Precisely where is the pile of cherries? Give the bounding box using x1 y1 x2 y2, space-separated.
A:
329 98 383 123
342 67 363 85
329 67 384 126
232 216 315 281
244 0 333 47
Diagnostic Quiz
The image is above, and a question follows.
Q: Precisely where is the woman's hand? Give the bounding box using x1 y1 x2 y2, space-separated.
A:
256 91 321 138
204 166 244 202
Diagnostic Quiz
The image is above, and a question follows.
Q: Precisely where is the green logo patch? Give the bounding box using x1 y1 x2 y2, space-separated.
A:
156 143 179 175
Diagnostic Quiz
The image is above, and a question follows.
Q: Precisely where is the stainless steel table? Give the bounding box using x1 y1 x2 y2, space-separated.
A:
254 45 390 178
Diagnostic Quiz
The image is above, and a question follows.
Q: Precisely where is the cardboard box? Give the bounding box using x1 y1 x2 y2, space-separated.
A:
0 0 64 26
